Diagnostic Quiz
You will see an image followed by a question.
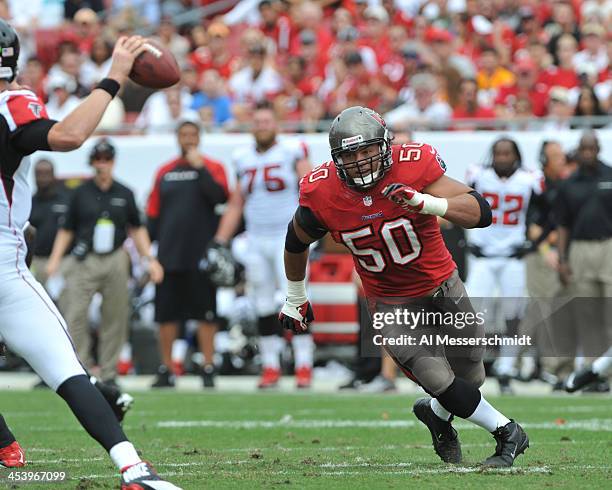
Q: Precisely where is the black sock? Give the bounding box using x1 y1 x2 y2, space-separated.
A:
0 414 16 448
436 377 482 419
56 375 127 452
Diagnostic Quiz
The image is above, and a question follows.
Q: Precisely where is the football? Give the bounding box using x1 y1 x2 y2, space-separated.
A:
129 39 180 89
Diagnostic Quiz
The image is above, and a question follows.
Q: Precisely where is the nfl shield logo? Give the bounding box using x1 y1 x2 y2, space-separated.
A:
363 195 373 206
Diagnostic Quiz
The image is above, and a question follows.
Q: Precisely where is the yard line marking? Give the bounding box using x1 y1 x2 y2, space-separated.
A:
155 418 612 432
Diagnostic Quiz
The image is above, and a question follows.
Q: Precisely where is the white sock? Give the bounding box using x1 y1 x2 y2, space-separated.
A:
109 441 141 470
467 395 511 432
260 335 282 369
593 352 612 376
292 334 314 368
431 398 452 421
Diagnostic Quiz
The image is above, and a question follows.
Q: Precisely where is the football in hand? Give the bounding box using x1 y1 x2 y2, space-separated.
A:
129 39 180 89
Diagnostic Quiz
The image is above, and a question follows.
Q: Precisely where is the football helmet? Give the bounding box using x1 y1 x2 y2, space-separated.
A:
0 19 20 82
329 106 392 190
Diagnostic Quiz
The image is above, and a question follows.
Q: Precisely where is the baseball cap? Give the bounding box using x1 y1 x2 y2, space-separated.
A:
46 72 77 93
90 138 116 160
364 6 389 23
207 22 230 38
426 27 452 43
300 29 316 45
515 58 536 73
338 26 360 42
549 86 570 104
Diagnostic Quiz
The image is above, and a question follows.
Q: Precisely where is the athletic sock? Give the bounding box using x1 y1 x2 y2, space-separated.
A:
466 396 511 432
430 398 452 422
109 441 142 470
593 353 612 376
56 375 127 451
0 414 16 448
260 335 282 370
291 333 314 368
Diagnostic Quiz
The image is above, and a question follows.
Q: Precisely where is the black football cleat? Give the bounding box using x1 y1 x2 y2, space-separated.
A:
151 366 176 388
565 366 601 393
200 364 215 389
413 397 462 464
91 377 134 423
120 461 182 490
497 375 515 395
482 420 529 468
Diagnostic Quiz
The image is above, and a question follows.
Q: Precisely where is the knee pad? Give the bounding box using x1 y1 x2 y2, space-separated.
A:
436 377 482 419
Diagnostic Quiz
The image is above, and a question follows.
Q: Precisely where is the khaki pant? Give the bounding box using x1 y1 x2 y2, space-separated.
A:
63 249 130 381
519 252 572 377
564 239 612 361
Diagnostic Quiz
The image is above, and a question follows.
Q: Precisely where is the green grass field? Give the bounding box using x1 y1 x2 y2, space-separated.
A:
0 390 610 489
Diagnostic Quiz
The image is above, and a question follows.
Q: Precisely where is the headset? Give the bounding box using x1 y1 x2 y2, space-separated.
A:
538 139 554 168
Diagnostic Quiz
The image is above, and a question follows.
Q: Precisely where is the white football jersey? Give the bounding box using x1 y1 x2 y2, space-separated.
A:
466 165 544 257
232 139 308 237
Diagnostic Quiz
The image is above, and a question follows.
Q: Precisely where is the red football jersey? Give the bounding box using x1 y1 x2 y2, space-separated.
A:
299 143 456 299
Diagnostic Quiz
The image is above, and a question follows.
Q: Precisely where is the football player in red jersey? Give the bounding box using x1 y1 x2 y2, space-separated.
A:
279 106 529 468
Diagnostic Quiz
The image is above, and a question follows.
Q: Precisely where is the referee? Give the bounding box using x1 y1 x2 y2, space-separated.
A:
555 131 612 372
147 120 229 389
47 138 163 384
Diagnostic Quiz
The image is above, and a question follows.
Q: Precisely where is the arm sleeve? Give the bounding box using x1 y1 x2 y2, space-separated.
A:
60 190 79 231
295 205 328 239
553 184 571 228
10 119 57 155
126 190 142 227
198 167 227 206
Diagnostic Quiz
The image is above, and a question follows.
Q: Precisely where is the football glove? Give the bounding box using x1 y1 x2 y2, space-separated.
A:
382 183 448 216
278 280 314 333
199 240 237 287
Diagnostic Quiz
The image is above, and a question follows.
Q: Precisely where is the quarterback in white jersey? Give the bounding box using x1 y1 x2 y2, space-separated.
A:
214 102 313 389
465 138 544 392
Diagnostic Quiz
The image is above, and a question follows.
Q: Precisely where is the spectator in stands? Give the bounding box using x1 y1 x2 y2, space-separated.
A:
80 38 113 90
546 2 581 53
136 86 199 134
495 58 548 117
181 64 200 96
538 34 579 90
112 0 161 27
258 0 292 54
45 72 81 121
153 15 190 65
189 22 236 80
18 57 46 102
384 72 452 130
48 50 89 98
573 23 608 73
573 85 606 129
147 121 229 389
296 95 326 133
541 86 573 131
64 0 104 20
394 43 422 101
331 26 378 75
452 78 495 128
362 5 391 67
71 8 100 55
295 29 327 86
330 7 353 38
427 27 476 80
191 69 233 127
228 43 283 104
476 47 515 94
380 26 409 93
290 1 333 55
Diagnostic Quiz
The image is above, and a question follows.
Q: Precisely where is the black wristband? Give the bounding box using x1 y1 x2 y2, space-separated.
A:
95 78 120 98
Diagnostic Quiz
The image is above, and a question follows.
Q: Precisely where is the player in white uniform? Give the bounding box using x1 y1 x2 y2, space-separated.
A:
465 137 544 394
0 22 180 489
213 102 313 388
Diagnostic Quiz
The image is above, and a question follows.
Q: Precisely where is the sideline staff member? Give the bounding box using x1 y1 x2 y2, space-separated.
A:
147 120 229 389
47 138 163 384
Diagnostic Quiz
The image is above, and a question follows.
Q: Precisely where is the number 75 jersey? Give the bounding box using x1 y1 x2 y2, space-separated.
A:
465 165 544 257
299 143 456 299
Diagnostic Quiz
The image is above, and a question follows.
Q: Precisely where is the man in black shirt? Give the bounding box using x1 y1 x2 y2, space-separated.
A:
555 131 612 371
147 120 228 388
0 21 179 487
29 158 71 286
46 139 163 384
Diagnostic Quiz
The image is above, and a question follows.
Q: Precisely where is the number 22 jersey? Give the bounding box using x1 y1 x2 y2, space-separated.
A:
299 143 456 298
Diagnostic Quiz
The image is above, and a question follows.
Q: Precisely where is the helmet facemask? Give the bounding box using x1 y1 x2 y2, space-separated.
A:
333 138 392 190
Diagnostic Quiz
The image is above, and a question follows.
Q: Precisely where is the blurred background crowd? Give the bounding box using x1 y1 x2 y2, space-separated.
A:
5 0 612 133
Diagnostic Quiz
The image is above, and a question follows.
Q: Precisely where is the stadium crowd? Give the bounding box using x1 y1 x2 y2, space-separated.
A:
4 0 612 132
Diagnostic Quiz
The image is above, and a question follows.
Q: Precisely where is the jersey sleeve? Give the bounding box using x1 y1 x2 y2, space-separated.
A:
4 91 57 155
416 144 447 189
146 167 166 219
530 170 546 195
298 162 331 228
